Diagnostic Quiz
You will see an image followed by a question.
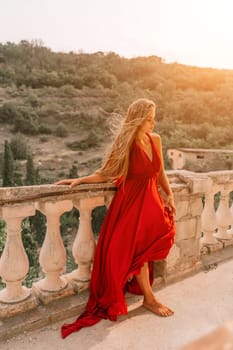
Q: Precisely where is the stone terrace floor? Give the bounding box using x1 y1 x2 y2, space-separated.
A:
1 258 233 350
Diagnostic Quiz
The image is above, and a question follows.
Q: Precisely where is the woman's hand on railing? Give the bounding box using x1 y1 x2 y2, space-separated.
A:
55 178 82 188
55 173 110 189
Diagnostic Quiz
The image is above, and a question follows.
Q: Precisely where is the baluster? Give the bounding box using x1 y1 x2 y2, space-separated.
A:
69 197 105 282
215 191 232 240
201 192 218 244
105 194 114 209
35 200 73 291
0 204 35 303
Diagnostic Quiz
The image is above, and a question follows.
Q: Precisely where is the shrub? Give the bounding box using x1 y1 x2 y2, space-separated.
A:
14 115 38 135
40 136 49 142
5 84 19 97
0 102 21 124
60 208 79 234
38 123 53 134
26 93 40 107
54 122 68 137
66 130 100 150
68 164 78 178
10 133 28 159
92 206 107 236
59 84 77 97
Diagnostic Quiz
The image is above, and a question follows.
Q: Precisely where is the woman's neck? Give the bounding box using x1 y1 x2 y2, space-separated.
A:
135 131 149 145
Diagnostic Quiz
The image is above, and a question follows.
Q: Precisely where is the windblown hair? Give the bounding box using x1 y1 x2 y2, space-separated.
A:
96 98 155 182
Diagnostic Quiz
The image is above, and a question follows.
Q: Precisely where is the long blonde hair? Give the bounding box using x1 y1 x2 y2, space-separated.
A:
96 98 155 182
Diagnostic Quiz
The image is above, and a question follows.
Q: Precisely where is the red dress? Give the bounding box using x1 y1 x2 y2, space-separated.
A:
61 133 175 338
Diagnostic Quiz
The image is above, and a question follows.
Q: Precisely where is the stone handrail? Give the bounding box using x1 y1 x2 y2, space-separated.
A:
0 170 232 317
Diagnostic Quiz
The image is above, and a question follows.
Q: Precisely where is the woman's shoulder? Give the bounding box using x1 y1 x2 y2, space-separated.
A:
150 132 162 146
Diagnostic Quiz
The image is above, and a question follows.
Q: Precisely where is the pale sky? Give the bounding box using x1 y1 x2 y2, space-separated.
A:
0 0 233 69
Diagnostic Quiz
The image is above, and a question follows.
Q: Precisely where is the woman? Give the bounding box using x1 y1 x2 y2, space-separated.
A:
56 98 176 339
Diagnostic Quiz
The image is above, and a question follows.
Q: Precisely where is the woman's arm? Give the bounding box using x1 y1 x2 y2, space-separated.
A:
151 133 176 215
55 172 110 188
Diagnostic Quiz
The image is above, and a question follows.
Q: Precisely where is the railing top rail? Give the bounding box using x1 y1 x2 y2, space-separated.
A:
167 170 233 193
1 170 233 206
0 183 117 206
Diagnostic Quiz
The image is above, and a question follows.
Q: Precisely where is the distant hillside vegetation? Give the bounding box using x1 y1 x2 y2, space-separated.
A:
0 40 233 182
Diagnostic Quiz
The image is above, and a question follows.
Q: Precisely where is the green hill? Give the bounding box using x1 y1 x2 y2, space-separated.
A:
0 40 233 183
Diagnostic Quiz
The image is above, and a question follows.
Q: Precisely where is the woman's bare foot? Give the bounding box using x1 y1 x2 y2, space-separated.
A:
143 298 174 317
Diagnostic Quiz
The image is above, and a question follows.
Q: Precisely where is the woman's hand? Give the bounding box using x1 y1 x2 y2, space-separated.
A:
164 194 176 216
55 178 82 188
55 172 108 188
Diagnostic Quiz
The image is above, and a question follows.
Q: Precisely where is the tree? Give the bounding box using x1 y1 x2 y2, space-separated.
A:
29 210 46 246
21 218 40 287
21 218 38 266
0 220 6 256
2 140 14 187
25 154 39 185
0 220 6 288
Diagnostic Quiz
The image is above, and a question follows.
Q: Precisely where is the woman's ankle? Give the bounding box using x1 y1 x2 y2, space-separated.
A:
143 293 156 304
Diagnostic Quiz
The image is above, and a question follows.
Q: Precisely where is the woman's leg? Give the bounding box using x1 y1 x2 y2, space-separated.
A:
135 262 174 317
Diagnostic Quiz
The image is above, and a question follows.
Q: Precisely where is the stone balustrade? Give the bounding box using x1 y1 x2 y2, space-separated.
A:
0 170 232 318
